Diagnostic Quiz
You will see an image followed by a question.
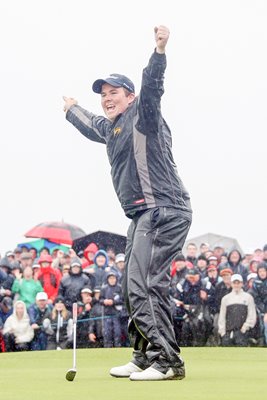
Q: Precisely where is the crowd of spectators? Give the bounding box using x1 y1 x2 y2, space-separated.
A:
0 241 266 353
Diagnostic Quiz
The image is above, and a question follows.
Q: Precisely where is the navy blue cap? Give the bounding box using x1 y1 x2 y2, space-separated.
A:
92 73 135 94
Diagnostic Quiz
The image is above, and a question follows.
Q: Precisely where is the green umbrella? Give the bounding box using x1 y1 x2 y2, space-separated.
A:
17 238 70 255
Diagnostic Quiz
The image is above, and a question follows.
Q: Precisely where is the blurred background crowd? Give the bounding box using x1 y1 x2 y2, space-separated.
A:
0 239 266 352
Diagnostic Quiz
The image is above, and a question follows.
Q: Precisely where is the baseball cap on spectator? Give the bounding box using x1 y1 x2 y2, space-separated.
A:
220 268 233 276
32 260 40 269
38 254 53 264
208 256 218 262
54 296 64 304
92 73 135 94
174 253 186 262
70 257 82 268
81 287 93 295
207 265 217 272
231 274 243 283
11 261 22 273
5 250 15 258
14 247 22 254
247 273 257 281
21 252 32 260
115 253 125 263
186 268 199 276
36 292 48 301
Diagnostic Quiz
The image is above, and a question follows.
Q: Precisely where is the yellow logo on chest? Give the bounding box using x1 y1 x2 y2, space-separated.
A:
113 127 122 136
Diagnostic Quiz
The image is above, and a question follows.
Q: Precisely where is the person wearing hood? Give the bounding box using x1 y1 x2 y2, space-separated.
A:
37 254 62 304
100 272 123 348
58 257 94 311
87 250 109 288
81 242 99 270
3 300 34 351
0 257 14 302
219 249 248 282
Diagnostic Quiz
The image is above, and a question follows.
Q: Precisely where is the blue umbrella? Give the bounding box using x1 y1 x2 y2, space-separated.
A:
17 238 70 255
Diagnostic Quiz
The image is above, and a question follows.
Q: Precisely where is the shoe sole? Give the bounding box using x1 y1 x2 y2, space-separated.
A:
110 373 131 378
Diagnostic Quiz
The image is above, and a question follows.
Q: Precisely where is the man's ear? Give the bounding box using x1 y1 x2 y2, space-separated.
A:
128 93 136 105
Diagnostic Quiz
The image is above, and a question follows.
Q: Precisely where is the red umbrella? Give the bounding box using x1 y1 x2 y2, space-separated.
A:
24 221 86 245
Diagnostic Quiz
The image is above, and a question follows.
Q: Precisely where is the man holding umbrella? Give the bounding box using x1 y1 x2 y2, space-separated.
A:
63 25 192 381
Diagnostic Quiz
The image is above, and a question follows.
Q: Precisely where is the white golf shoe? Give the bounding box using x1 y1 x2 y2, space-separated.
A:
130 366 185 381
110 362 143 378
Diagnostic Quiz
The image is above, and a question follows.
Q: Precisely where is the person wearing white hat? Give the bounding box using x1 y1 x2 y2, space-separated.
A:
218 274 257 346
27 291 53 350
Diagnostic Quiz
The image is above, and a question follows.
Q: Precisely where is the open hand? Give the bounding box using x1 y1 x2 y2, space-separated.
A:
63 96 78 112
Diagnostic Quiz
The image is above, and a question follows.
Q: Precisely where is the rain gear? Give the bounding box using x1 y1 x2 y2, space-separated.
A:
66 50 192 372
3 300 34 344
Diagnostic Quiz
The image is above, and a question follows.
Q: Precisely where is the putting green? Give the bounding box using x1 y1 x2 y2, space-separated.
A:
1 347 266 400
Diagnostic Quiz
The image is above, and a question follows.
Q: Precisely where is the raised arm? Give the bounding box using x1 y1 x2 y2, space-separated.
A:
154 25 170 54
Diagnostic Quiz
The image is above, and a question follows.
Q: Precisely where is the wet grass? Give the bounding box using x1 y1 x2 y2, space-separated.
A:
0 347 267 400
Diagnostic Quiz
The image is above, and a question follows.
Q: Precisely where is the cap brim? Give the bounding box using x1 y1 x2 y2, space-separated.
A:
92 78 121 93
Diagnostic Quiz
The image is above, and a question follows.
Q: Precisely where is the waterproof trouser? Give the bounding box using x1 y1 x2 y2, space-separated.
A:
123 206 191 373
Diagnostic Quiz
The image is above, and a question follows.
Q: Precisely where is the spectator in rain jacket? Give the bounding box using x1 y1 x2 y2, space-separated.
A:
28 291 53 350
11 266 43 308
37 254 61 304
100 272 123 348
58 257 94 311
46 296 73 350
88 287 104 348
90 250 109 288
0 257 14 301
3 300 34 352
220 250 248 282
173 269 213 346
81 242 99 270
218 274 256 346
76 287 93 348
250 263 267 345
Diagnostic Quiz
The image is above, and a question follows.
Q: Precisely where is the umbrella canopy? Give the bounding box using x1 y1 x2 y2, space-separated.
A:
17 239 70 255
184 232 243 255
72 230 127 255
24 221 86 245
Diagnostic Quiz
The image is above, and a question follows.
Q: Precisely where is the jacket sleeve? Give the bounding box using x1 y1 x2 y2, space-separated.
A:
28 305 37 325
66 105 108 144
136 51 167 134
218 296 227 336
11 279 21 294
242 294 257 331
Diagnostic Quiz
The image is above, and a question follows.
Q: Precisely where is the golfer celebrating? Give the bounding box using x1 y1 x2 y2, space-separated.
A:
63 25 192 381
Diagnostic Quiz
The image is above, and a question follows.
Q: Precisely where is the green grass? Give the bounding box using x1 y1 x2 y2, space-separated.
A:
1 347 267 400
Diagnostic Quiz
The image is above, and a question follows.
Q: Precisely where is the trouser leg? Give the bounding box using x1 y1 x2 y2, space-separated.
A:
122 217 150 369
234 330 249 346
113 317 122 347
104 318 113 347
124 207 191 372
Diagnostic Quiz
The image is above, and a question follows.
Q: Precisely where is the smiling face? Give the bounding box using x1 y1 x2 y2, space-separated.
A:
100 84 135 121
